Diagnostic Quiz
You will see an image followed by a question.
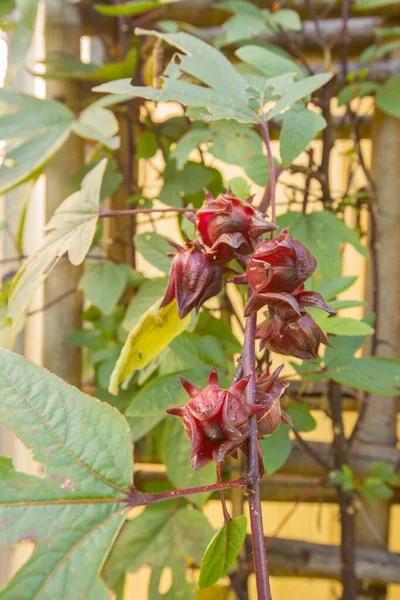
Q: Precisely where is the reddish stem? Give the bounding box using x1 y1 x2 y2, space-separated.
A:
243 311 272 600
99 207 196 218
125 476 251 507
217 462 232 523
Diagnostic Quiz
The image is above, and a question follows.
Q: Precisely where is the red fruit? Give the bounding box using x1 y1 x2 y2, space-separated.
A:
167 367 261 470
255 364 289 437
160 241 224 319
256 311 329 361
196 190 276 260
246 228 317 296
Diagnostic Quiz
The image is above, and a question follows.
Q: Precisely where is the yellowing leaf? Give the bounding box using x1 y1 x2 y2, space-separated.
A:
7 159 106 324
198 584 234 600
109 299 190 394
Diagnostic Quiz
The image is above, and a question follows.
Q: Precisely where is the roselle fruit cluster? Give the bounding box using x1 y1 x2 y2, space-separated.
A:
167 366 289 470
161 189 335 472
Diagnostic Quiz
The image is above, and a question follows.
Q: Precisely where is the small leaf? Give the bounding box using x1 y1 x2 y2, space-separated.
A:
199 516 247 589
237 45 304 80
137 130 159 159
376 74 400 118
322 317 374 336
286 404 316 432
79 261 131 315
267 73 333 119
279 106 326 166
109 299 190 394
261 424 292 475
8 159 107 324
0 348 132 599
134 232 172 273
226 177 252 198
94 0 162 16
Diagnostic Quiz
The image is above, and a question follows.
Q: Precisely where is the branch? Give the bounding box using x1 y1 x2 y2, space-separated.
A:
99 207 196 218
27 288 77 317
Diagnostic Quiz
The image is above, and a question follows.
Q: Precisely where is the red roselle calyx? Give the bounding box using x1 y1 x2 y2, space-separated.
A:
256 286 336 361
196 190 277 261
255 364 290 437
167 366 290 470
160 241 224 319
167 366 262 470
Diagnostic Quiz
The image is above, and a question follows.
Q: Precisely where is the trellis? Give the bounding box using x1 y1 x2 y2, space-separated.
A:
1 0 400 598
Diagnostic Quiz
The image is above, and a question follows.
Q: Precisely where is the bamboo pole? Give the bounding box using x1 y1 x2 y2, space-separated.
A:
353 108 400 599
42 0 83 385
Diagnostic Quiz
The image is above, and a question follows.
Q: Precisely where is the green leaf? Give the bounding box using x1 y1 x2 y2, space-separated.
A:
8 159 107 324
0 90 73 193
171 331 227 370
326 360 400 396
199 516 247 589
109 299 191 394
243 153 279 186
226 176 252 198
279 106 326 166
222 13 265 45
286 404 316 432
94 0 163 16
126 371 190 441
172 128 210 170
137 130 159 159
261 424 292 475
276 210 368 285
237 45 305 80
94 30 256 124
159 160 223 208
134 232 172 273
209 121 262 165
355 0 399 9
161 418 216 506
266 8 302 32
79 261 132 315
353 357 400 388
267 73 333 119
337 82 380 106
314 276 358 300
0 348 132 599
72 105 120 149
322 317 374 336
194 313 242 355
103 503 214 598
376 74 400 118
122 277 168 332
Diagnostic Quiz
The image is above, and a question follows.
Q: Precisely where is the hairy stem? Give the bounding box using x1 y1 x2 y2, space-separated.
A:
243 311 272 600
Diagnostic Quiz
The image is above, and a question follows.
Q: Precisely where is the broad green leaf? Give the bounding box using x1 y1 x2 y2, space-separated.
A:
122 277 168 332
8 159 107 324
103 503 214 598
126 371 191 441
171 331 227 370
237 45 304 80
353 357 400 388
314 276 358 301
94 0 163 16
109 299 190 394
376 75 400 118
199 516 247 589
222 13 265 44
0 90 73 194
326 361 400 396
286 404 316 432
242 153 271 186
161 418 216 506
134 232 172 273
172 129 210 170
330 299 367 310
160 160 223 208
218 0 261 15
266 8 302 32
0 348 132 599
94 30 256 123
226 176 252 198
267 73 333 119
322 317 374 336
72 105 120 149
261 424 292 475
279 106 326 166
79 261 132 315
276 210 368 285
194 313 242 355
0 0 15 19
209 121 262 165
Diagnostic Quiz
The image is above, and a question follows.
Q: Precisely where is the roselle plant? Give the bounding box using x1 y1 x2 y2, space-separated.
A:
1 4 400 600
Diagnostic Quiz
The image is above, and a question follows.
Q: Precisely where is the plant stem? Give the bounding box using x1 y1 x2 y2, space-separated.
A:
243 311 272 600
125 476 252 507
99 207 196 218
329 380 357 600
259 120 276 224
